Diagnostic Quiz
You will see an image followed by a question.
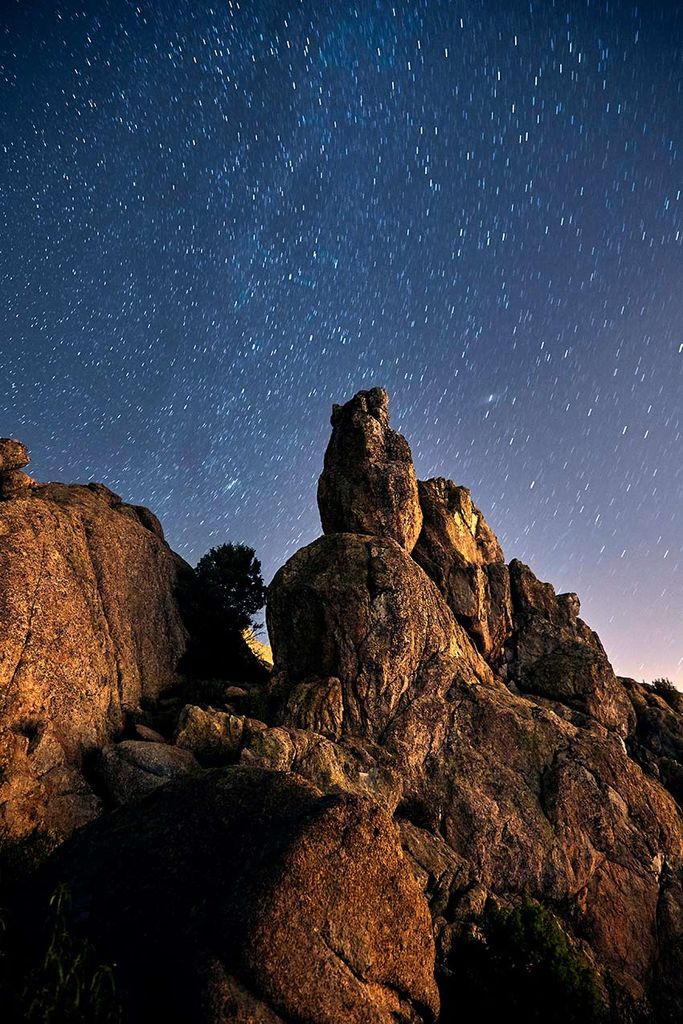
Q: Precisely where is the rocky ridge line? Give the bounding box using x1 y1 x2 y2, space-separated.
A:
2 397 682 1023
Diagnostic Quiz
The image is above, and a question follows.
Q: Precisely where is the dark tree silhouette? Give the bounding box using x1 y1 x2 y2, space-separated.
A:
178 543 267 681
194 543 266 633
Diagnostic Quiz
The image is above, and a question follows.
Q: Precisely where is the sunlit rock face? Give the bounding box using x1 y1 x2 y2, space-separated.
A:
0 465 188 855
413 477 512 663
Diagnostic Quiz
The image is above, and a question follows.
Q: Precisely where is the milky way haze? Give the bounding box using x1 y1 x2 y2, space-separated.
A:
1 1 681 683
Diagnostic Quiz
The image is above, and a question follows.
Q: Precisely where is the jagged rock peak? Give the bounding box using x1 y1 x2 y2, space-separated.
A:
417 478 504 565
412 477 511 661
317 387 423 551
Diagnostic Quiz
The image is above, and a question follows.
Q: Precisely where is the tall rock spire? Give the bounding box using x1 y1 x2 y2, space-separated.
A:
317 387 423 551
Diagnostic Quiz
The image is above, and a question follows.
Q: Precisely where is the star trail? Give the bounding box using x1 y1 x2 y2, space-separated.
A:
1 0 681 683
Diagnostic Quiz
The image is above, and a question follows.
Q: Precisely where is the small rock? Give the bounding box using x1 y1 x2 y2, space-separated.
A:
133 723 167 743
174 705 245 765
240 726 295 771
94 740 199 805
224 685 249 701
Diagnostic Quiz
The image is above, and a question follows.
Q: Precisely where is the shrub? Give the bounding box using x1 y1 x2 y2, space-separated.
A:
438 896 606 1023
21 884 121 1023
651 678 683 713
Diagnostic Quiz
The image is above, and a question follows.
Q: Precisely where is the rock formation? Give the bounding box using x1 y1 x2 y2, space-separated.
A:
317 388 423 551
14 768 438 1024
263 389 683 1021
0 438 31 474
623 676 683 805
506 558 635 734
0 448 189 860
2 402 682 1023
0 437 35 500
413 477 511 660
267 532 490 746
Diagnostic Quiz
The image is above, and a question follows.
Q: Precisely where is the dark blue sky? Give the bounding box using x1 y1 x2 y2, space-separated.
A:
2 0 681 683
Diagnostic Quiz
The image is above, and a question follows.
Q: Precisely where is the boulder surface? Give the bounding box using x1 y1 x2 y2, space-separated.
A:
267 532 490 745
0 478 188 856
15 767 439 1024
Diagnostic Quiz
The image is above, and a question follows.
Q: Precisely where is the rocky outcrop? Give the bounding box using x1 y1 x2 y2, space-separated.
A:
3 399 683 1022
0 438 30 473
413 478 512 661
623 677 683 805
14 767 439 1024
0 438 35 500
263 388 683 1019
0 461 189 858
507 559 635 735
317 388 423 551
267 532 490 746
0 470 35 500
411 480 634 736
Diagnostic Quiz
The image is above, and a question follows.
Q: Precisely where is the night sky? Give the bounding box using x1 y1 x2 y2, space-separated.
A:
2 1 681 684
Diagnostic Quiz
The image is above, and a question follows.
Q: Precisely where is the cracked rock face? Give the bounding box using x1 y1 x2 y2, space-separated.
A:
413 478 512 661
262 388 683 1018
0 481 188 855
317 388 423 551
267 532 490 744
18 767 439 1024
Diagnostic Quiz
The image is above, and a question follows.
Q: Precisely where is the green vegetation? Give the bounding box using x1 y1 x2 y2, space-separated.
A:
21 884 121 1023
439 897 607 1023
650 678 683 713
